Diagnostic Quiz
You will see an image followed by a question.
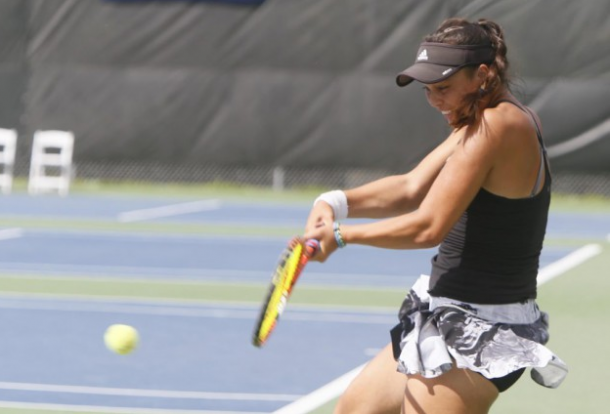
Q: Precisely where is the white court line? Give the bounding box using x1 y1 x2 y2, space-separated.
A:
118 200 222 222
537 243 602 286
272 364 366 414
0 400 267 414
0 228 22 240
275 243 604 414
0 382 298 402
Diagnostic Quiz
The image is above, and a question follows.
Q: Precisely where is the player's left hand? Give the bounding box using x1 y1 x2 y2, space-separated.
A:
304 220 337 262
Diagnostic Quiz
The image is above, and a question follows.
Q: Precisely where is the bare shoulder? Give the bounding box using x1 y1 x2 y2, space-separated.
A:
480 101 537 146
449 100 538 174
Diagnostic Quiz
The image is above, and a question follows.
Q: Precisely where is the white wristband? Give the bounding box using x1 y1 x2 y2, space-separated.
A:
314 190 348 220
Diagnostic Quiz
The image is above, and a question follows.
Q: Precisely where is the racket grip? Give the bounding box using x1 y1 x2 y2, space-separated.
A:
304 239 320 257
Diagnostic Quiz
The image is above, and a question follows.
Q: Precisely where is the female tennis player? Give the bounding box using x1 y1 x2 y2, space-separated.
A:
304 18 568 414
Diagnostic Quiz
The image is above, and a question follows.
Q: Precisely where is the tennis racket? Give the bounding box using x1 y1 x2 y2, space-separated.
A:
252 237 319 347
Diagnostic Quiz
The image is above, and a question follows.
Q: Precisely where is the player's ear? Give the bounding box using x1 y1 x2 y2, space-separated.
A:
476 64 489 84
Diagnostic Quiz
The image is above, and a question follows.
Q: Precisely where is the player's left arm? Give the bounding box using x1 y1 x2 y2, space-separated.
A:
306 110 509 257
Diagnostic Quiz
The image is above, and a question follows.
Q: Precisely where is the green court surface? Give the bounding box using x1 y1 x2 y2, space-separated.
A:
0 182 608 414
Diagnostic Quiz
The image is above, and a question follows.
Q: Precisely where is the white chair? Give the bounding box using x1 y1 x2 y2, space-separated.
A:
0 129 17 195
28 130 74 196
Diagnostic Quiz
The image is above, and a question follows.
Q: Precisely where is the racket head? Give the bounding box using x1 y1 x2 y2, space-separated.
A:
252 237 319 347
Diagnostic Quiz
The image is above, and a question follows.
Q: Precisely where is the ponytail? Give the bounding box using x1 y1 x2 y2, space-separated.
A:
476 19 509 95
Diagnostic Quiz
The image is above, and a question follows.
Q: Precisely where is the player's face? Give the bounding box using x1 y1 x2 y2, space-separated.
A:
422 67 483 124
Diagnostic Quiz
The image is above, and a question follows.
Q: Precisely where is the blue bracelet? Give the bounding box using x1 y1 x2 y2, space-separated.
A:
333 221 346 248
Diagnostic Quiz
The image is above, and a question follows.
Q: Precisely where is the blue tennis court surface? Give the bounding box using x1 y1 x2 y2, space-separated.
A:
0 296 392 412
0 193 606 413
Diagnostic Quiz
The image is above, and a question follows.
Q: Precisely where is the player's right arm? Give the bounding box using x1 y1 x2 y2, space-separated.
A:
345 132 461 218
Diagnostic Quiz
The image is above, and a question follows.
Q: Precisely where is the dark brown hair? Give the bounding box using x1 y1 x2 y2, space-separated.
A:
425 18 510 129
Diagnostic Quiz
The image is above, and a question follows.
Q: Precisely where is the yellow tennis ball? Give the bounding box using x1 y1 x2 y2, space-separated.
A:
104 324 139 355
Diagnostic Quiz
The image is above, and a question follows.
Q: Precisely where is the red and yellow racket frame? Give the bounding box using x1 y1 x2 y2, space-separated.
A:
252 238 319 347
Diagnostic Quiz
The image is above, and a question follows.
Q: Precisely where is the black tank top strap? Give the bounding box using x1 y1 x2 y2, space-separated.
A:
494 99 550 196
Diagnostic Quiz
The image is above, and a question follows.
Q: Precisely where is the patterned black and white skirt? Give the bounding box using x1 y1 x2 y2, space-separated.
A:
390 275 568 388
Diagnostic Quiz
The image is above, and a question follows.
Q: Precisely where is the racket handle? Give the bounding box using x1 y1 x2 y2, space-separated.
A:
304 239 320 257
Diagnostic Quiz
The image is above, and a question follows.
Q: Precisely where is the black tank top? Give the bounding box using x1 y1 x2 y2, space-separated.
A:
428 102 551 304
